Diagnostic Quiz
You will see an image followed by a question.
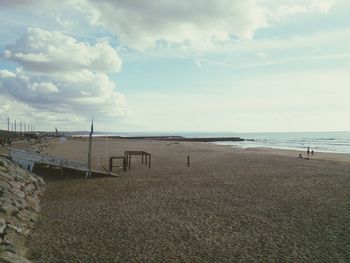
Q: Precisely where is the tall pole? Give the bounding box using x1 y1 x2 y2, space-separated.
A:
105 134 108 166
7 117 9 131
14 120 16 132
87 118 93 178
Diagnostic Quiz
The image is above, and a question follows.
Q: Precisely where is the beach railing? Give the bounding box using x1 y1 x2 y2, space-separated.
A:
8 148 88 173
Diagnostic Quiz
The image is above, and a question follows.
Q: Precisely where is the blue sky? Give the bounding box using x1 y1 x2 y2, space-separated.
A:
0 0 349 132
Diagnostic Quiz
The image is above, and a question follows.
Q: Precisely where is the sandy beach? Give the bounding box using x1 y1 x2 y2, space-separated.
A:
25 138 350 262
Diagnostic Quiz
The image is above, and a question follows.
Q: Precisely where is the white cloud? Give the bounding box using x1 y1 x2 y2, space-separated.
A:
310 0 336 13
0 0 339 51
0 28 127 128
3 27 122 73
275 4 307 17
0 68 127 118
29 82 59 93
0 70 16 78
78 0 337 50
267 0 336 19
55 15 76 30
79 0 268 49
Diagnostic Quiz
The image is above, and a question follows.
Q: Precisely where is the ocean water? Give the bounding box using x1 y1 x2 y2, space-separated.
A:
96 131 350 154
213 132 350 154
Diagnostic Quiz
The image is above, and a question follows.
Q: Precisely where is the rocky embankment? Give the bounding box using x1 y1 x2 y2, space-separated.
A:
25 139 50 155
0 157 45 263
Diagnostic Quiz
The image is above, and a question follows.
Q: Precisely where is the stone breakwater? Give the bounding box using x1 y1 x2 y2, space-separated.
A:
0 157 45 263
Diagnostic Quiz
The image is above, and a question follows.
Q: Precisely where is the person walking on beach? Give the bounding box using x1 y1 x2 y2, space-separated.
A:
307 146 310 156
311 150 314 156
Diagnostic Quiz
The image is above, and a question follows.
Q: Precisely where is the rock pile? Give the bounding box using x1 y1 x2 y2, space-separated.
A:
25 138 51 155
0 157 45 263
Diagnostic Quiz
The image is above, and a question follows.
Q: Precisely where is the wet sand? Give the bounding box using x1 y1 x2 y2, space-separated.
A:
27 138 350 262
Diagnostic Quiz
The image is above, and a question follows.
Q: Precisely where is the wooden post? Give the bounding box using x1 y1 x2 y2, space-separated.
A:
149 154 151 168
60 161 64 176
142 153 144 164
109 157 112 172
123 157 127 171
128 154 131 169
187 156 190 167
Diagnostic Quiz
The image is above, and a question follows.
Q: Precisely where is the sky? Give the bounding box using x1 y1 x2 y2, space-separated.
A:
0 0 349 133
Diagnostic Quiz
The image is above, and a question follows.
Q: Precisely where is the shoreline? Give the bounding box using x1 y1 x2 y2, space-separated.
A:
234 146 350 163
2 137 350 164
72 135 245 142
72 136 350 164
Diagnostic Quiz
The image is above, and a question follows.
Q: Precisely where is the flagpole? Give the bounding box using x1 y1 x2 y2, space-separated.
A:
105 134 108 166
87 118 93 178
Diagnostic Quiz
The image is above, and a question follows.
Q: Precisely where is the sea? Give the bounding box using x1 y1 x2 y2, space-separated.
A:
92 131 350 154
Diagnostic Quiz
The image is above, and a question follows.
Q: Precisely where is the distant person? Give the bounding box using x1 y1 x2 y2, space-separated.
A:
307 146 310 156
311 150 314 156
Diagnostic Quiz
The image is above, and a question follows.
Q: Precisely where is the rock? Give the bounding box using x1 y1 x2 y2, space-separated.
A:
25 196 40 213
12 198 27 211
6 224 24 234
9 181 24 190
9 188 25 199
34 189 44 198
16 209 37 223
26 175 38 184
0 171 12 181
0 181 11 190
3 228 28 256
0 202 19 215
23 184 35 195
1 215 26 231
0 165 9 173
0 159 8 167
32 175 45 188
0 193 27 210
0 251 32 263
0 157 45 263
1 243 16 254
0 217 6 234
0 196 14 206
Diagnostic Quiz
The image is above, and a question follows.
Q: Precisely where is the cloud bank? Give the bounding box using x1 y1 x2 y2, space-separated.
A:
3 28 122 73
79 0 336 49
82 0 268 49
0 28 126 128
0 0 337 50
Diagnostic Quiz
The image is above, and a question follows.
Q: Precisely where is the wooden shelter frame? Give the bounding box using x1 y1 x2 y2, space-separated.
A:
124 151 151 169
